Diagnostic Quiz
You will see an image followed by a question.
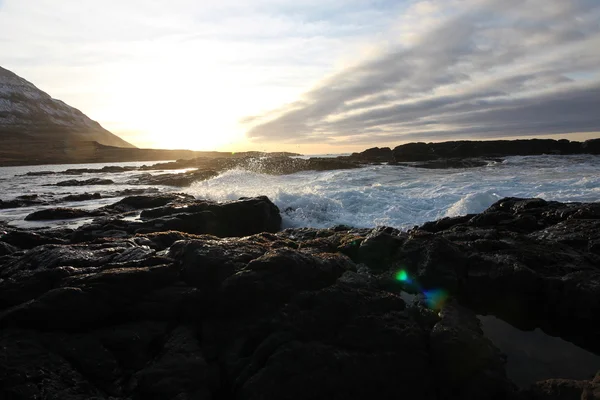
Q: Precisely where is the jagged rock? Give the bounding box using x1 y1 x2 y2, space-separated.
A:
0 196 44 209
24 207 99 221
0 240 18 256
0 229 68 249
131 170 219 187
392 139 592 162
405 158 492 169
60 166 138 175
22 171 56 176
69 196 282 242
581 138 600 155
112 187 160 197
103 193 194 213
55 178 114 186
430 301 516 399
0 196 599 399
348 146 394 162
420 214 475 233
61 192 102 202
529 374 600 400
138 196 282 237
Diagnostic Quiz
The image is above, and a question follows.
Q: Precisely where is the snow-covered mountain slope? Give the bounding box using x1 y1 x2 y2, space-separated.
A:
0 66 135 148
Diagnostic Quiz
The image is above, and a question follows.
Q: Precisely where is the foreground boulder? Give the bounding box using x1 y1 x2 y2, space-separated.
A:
0 196 599 399
0 233 518 400
71 195 283 241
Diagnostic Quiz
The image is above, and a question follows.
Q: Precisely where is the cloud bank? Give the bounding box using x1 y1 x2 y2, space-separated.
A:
244 0 600 145
0 0 407 150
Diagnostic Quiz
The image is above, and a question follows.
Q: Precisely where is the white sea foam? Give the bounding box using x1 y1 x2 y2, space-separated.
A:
1 155 599 229
185 155 600 229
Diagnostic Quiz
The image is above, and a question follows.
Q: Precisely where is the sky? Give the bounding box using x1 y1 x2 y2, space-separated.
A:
1 0 599 153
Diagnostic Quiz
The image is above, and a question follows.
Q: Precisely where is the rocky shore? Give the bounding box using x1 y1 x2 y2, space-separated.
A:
1 194 599 399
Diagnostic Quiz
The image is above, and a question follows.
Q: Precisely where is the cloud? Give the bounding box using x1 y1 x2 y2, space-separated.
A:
1 0 411 150
244 0 600 145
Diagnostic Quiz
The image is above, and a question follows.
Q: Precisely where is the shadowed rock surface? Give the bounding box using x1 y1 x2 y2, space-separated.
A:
130 170 219 187
61 192 102 202
391 139 600 162
0 196 599 399
340 139 600 169
55 178 115 186
0 195 45 209
24 207 101 221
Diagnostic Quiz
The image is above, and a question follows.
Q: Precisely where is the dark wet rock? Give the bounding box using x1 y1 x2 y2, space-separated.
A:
581 138 600 155
0 229 68 249
111 187 160 197
1 196 600 399
420 214 476 233
130 326 212 399
104 193 195 213
431 301 516 399
59 165 138 175
139 196 282 237
404 158 494 169
0 329 109 399
24 207 100 221
1 199 27 209
70 196 282 242
55 178 114 186
363 198 600 355
22 170 56 176
17 194 39 201
61 192 102 202
354 226 407 270
348 146 394 162
231 288 437 400
131 169 219 187
0 240 18 256
528 375 600 400
141 156 362 176
0 196 44 209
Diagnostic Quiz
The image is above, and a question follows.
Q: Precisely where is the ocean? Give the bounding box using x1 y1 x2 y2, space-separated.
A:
1 154 599 229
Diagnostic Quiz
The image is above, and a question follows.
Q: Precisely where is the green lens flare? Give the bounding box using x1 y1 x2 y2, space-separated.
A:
395 270 409 282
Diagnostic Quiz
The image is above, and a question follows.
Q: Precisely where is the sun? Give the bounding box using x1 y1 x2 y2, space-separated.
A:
140 116 245 151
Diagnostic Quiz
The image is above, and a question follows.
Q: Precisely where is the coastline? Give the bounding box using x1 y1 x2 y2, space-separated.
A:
1 137 598 168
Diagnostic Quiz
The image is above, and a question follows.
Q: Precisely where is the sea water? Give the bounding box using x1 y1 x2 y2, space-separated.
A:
187 154 600 229
0 154 599 229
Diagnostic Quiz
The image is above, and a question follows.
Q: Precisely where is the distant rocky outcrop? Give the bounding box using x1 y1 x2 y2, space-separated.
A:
348 146 394 162
344 139 600 169
391 138 600 162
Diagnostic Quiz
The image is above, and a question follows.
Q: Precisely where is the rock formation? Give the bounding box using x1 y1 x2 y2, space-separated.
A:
1 195 598 399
